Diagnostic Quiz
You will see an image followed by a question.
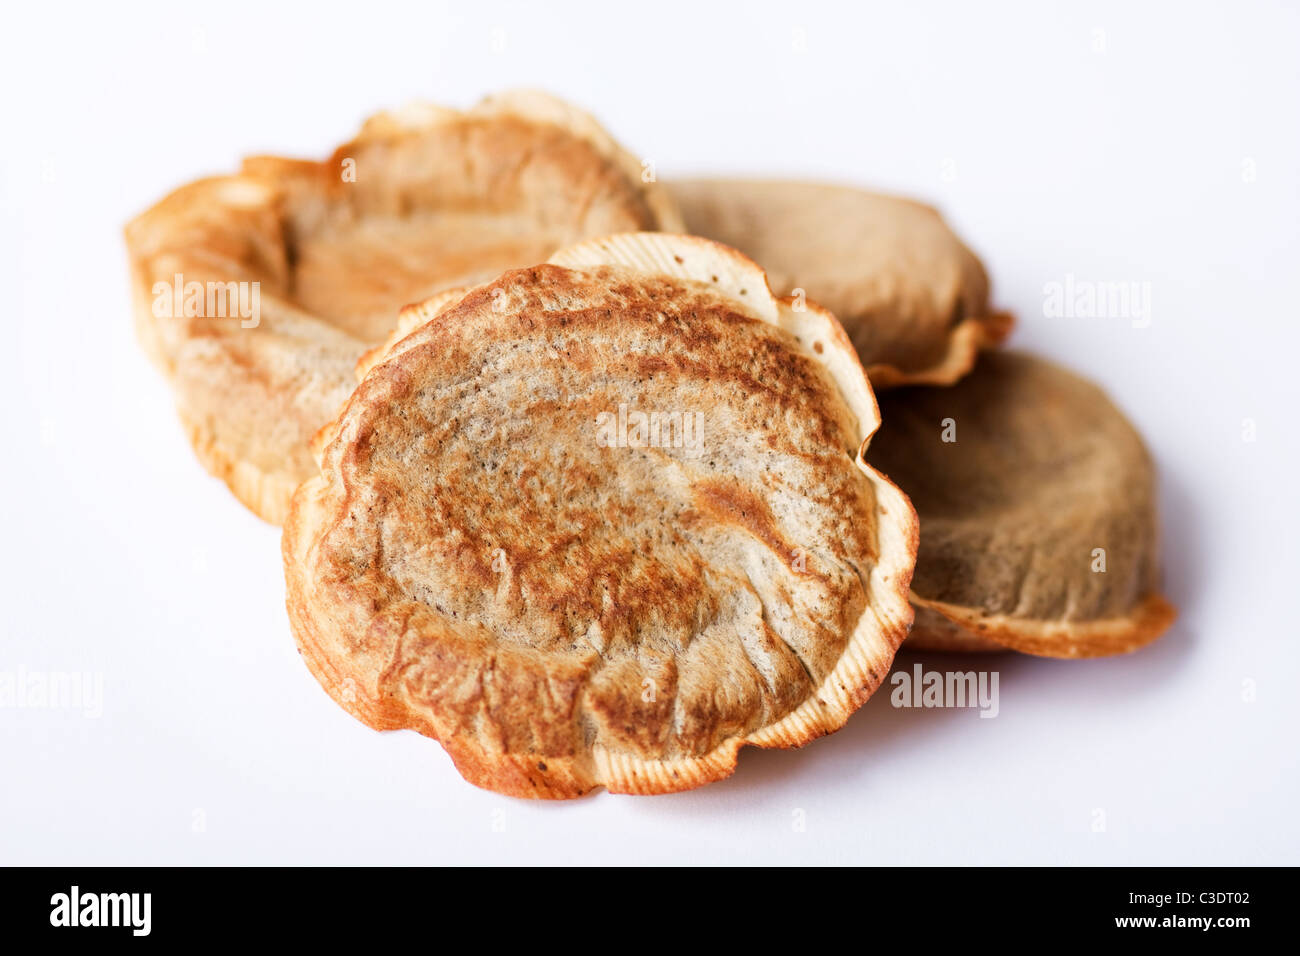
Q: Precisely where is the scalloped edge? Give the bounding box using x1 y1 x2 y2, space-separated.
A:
548 231 778 319
867 310 1015 389
910 591 1177 659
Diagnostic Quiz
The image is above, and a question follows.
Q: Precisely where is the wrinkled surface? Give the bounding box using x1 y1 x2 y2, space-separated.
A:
284 250 917 796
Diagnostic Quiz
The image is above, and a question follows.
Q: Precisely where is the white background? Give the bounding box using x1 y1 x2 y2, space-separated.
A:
2 0 1297 865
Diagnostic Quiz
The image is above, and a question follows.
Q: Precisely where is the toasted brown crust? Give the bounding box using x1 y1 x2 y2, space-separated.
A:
869 351 1176 658
125 92 682 524
283 234 918 797
669 178 1012 387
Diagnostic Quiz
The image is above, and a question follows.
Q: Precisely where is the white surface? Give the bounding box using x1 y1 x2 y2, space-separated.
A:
2 0 1297 865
